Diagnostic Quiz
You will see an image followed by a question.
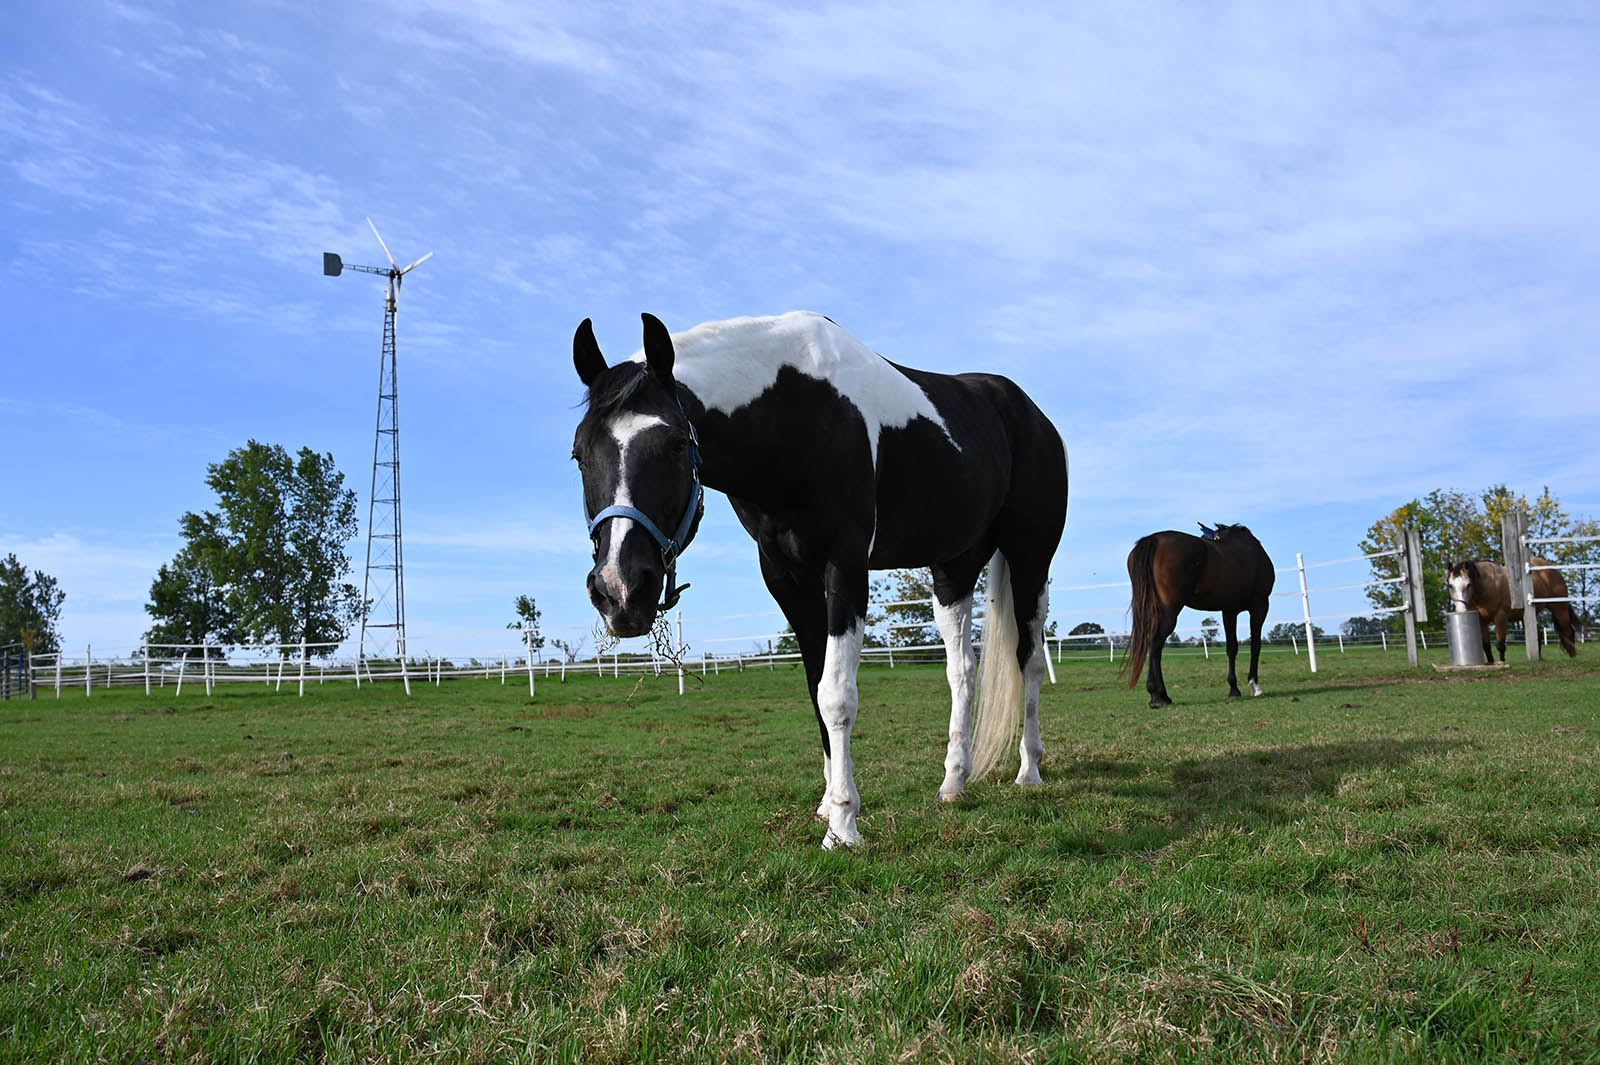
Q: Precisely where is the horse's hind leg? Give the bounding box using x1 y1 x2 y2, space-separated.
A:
1222 611 1242 697
1246 602 1266 696
1476 610 1493 664
1010 563 1051 786
931 561 983 801
1147 604 1179 708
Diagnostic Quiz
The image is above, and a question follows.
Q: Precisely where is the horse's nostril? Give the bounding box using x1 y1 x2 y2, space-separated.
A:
587 571 616 612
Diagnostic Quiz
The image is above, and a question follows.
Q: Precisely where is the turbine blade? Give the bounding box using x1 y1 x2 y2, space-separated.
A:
367 217 397 268
400 250 433 274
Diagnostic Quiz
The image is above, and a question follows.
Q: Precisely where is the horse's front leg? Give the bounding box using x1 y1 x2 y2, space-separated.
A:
934 593 977 801
819 550 869 850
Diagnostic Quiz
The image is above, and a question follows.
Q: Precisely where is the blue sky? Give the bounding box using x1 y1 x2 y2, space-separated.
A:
3 1 1597 659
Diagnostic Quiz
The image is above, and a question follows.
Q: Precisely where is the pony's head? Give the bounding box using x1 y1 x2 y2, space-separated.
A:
1446 560 1478 610
571 314 704 638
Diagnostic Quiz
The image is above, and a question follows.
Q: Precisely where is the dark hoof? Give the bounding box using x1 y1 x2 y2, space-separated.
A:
1227 688 1243 699
1149 694 1172 709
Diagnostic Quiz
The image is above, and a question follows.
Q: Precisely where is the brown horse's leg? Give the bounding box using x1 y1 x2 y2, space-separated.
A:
1246 602 1267 696
1147 604 1180 708
1476 609 1493 663
1221 611 1242 697
1493 609 1509 662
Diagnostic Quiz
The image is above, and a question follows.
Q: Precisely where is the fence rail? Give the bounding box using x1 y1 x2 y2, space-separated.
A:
33 528 1593 699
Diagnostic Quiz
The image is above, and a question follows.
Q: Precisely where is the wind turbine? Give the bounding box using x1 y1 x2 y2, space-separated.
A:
323 219 432 671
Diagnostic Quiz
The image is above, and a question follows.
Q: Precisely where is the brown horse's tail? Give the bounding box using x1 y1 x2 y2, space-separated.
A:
1551 603 1579 657
1123 535 1161 688
1535 558 1580 657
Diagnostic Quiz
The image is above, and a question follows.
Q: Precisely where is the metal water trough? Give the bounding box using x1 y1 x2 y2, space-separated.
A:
1445 607 1486 667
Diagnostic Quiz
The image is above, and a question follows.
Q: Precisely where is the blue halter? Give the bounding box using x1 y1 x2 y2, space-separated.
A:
585 405 704 612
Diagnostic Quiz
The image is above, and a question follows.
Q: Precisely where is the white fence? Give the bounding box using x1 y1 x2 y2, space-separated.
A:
24 531 1503 698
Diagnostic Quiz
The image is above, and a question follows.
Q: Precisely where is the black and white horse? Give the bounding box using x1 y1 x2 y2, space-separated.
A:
571 312 1068 848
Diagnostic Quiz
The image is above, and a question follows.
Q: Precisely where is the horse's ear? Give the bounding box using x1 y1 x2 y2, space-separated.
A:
574 318 607 387
641 312 675 385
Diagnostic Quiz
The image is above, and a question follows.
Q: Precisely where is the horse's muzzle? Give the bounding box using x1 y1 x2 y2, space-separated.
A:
587 568 660 638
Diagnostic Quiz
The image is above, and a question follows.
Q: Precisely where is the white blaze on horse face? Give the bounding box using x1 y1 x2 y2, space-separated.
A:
594 411 667 608
934 594 976 801
628 311 958 469
817 620 864 850
1447 570 1472 611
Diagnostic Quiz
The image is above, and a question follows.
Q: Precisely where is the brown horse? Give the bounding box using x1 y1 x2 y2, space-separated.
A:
1125 523 1276 707
1446 558 1579 661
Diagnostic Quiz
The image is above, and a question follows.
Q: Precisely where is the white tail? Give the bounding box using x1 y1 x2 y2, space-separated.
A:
970 551 1022 781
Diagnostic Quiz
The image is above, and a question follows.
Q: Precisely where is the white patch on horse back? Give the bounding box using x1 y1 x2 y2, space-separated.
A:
629 312 957 467
595 411 668 605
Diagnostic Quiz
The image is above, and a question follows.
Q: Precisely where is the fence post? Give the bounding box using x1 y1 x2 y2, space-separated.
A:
1201 635 1208 659
1107 633 1114 663
1297 552 1318 673
55 652 62 699
85 645 92 696
1401 527 1423 668
525 628 536 698
1502 510 1538 662
176 649 188 696
677 611 685 696
298 639 307 697
143 644 151 695
1290 633 1298 655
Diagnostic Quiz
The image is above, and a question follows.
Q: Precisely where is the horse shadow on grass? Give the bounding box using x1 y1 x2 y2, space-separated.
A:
1015 737 1465 859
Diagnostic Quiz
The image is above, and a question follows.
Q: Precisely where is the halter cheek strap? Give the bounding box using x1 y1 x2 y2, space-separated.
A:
586 416 704 612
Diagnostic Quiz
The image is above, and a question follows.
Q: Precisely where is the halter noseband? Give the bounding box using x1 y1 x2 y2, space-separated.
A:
585 398 704 613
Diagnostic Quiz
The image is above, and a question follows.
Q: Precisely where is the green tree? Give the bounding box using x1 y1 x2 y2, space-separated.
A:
1361 485 1596 627
506 594 546 654
148 442 361 650
0 554 66 655
1199 616 1219 641
1268 621 1325 644
1341 616 1388 639
870 567 988 648
144 513 234 652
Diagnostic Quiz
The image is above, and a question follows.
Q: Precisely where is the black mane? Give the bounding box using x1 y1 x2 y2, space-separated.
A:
581 362 651 420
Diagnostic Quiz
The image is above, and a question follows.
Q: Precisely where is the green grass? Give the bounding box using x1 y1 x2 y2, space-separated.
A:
2 646 1598 1063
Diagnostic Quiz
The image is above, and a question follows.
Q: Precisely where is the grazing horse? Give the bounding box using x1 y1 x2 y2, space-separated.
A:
571 312 1068 849
1446 558 1579 660
1124 523 1274 707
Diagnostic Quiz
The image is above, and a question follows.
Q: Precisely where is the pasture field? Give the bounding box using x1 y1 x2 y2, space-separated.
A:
2 647 1598 1063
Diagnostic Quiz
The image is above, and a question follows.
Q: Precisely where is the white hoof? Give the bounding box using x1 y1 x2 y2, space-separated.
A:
1250 681 1264 697
1015 768 1042 787
937 776 966 802
821 828 862 850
